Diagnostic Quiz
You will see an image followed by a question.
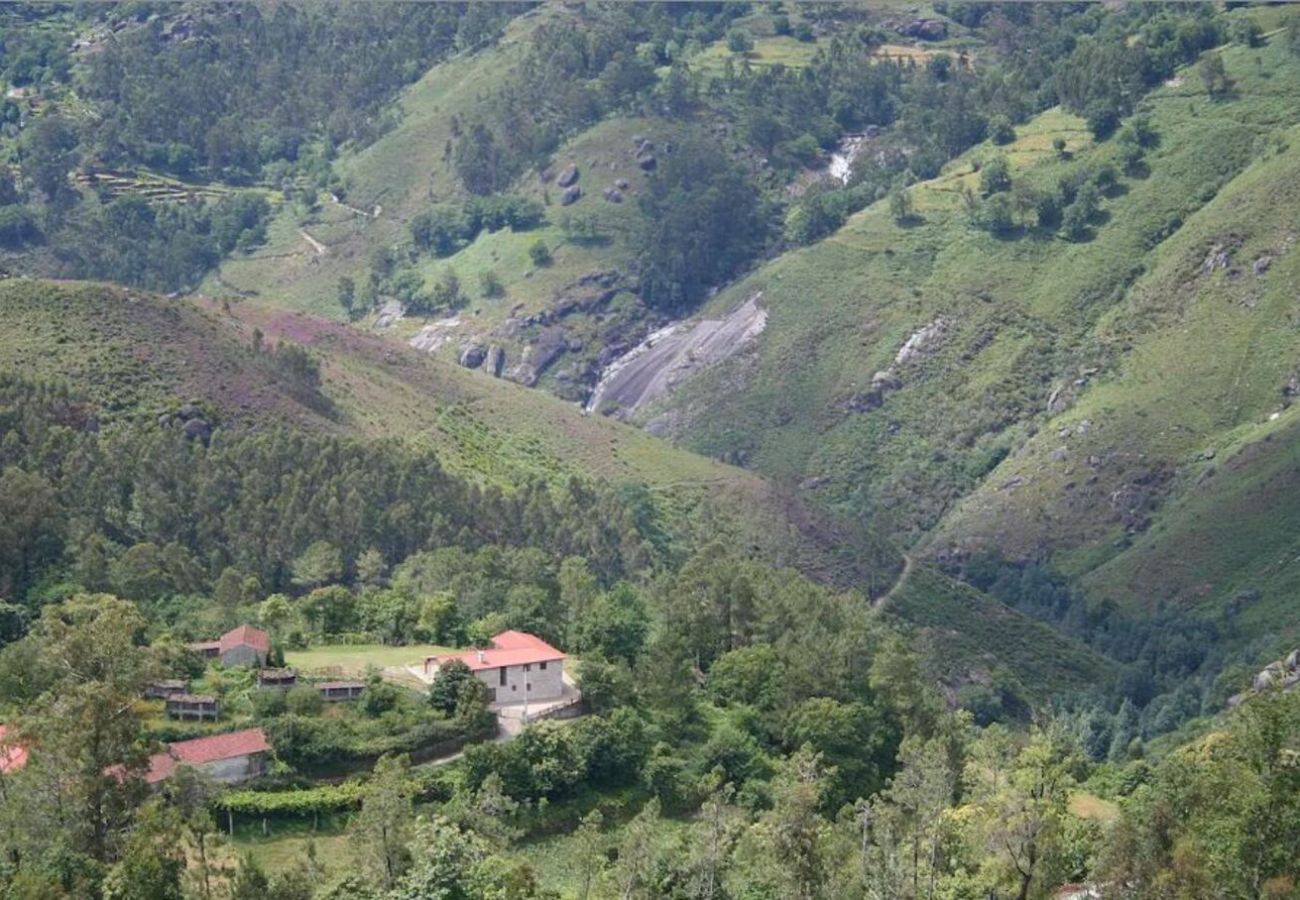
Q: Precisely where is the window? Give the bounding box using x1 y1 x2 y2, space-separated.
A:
499 668 506 687
524 664 531 672
539 661 548 670
511 684 517 692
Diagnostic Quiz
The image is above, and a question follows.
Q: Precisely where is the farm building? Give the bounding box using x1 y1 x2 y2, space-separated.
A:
165 694 220 721
317 680 365 702
145 728 272 785
188 624 271 667
424 630 566 703
145 679 189 699
257 668 297 690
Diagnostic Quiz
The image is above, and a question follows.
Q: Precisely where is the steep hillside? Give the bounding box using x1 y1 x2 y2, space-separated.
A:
643 23 1300 630
0 278 900 593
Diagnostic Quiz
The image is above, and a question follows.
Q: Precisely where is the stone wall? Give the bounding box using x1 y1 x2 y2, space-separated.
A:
475 660 565 702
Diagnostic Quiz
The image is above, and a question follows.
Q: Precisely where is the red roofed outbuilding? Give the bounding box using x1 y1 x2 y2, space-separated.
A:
188 624 270 667
146 727 272 785
424 631 566 703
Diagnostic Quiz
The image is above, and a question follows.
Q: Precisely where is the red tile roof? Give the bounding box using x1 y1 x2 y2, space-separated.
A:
426 631 565 673
219 625 270 656
0 725 28 774
146 727 272 784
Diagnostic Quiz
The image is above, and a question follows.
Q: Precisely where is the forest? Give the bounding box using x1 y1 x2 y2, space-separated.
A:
1 1 1299 898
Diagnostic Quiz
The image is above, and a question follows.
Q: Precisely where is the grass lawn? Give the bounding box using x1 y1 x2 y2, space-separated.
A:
286 644 454 676
1069 791 1120 825
226 820 353 877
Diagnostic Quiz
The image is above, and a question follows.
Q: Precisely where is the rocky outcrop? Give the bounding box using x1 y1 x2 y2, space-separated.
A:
507 326 569 387
556 163 579 188
842 319 949 414
897 18 947 41
561 185 582 206
602 187 623 203
459 344 486 369
484 345 505 378
586 293 767 418
158 400 213 444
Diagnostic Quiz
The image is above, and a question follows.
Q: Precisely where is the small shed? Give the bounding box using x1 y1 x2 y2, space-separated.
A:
146 728 272 786
257 668 297 690
316 680 366 702
145 679 189 699
165 694 221 722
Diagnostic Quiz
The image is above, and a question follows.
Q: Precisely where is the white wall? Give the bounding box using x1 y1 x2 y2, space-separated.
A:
197 752 265 784
474 660 564 702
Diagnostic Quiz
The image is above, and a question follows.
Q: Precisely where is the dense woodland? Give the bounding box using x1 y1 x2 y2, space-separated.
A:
1 2 1299 897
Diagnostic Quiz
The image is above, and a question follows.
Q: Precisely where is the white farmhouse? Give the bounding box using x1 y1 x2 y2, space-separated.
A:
424 630 566 703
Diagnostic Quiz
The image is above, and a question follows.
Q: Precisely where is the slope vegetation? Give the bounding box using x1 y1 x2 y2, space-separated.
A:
645 26 1300 637
0 278 897 593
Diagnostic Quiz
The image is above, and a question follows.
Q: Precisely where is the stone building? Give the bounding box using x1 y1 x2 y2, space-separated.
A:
424 630 566 703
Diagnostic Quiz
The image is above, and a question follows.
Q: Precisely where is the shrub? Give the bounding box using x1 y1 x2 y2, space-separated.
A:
527 239 551 267
478 269 504 298
727 28 754 54
990 116 1016 145
980 154 1011 196
0 206 39 246
286 684 324 716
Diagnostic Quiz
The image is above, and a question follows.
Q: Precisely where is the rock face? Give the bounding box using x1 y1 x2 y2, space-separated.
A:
561 185 582 206
556 163 579 187
459 344 486 369
181 417 212 443
508 326 569 387
898 18 947 41
586 293 768 418
484 345 505 378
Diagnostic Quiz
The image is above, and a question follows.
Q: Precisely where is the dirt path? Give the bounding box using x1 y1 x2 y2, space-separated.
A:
299 230 327 256
875 553 914 609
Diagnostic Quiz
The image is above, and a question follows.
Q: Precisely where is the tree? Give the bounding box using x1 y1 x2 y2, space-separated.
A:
429 659 477 716
258 593 295 638
708 645 785 710
569 583 647 666
756 747 830 900
19 116 78 201
102 800 185 900
783 697 896 808
292 541 343 590
889 186 913 224
430 268 463 311
1060 183 1099 242
1199 51 1232 100
337 276 357 319
166 767 222 900
968 726 1078 900
609 798 662 899
0 467 64 603
634 135 765 312
453 123 507 196
727 29 755 54
979 154 1011 196
573 809 607 900
352 754 413 890
13 595 159 864
478 269 504 298
229 855 271 900
528 239 552 268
